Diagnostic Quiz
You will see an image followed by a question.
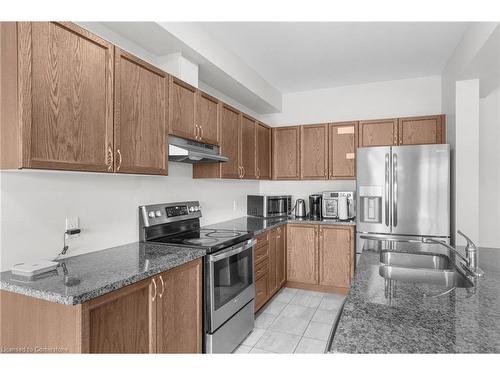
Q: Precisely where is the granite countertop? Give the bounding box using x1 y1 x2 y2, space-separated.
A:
0 242 205 305
204 215 355 235
329 244 500 353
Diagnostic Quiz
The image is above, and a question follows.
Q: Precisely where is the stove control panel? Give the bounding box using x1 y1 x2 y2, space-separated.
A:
139 201 201 228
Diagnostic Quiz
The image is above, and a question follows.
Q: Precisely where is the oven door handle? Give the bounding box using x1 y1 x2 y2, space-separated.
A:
208 239 256 262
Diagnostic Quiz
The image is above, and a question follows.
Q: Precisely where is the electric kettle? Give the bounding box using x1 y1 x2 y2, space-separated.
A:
295 199 306 218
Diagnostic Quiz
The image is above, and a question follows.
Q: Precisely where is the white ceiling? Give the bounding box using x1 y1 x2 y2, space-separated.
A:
199 22 470 93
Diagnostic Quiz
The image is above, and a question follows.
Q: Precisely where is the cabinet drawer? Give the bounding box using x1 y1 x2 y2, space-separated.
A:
255 231 269 248
255 259 269 280
255 275 268 311
255 244 269 264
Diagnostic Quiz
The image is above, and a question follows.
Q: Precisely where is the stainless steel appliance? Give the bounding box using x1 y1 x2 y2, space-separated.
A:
309 194 322 220
247 195 292 218
322 191 355 220
356 144 450 263
139 201 256 353
295 199 307 218
169 135 229 163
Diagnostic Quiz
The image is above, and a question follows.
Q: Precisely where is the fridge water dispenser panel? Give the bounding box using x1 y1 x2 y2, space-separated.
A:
359 186 383 224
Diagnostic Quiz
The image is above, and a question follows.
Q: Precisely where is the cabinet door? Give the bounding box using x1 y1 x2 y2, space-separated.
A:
87 278 156 353
300 124 328 179
197 91 219 145
255 275 269 312
286 224 318 284
268 228 278 296
18 22 114 172
398 115 445 145
240 114 257 179
114 48 167 175
219 103 241 178
169 77 197 141
256 123 271 179
319 226 353 289
156 259 202 353
358 119 398 147
272 126 300 180
329 122 358 179
276 225 286 288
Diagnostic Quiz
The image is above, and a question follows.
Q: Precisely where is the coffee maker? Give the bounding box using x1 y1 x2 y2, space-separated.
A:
309 194 322 220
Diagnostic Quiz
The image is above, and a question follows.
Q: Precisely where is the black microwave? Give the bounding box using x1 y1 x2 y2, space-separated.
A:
247 195 292 218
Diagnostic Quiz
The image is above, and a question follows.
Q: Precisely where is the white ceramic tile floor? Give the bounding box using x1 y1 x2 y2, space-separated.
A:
233 288 345 354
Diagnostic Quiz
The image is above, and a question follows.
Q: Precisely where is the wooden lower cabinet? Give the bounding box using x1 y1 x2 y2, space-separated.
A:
286 224 355 292
0 259 202 353
254 225 286 312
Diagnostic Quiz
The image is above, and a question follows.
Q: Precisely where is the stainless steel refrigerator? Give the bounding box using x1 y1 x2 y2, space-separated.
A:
356 144 450 262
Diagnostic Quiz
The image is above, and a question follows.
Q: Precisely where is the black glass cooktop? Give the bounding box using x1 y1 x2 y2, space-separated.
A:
150 228 252 253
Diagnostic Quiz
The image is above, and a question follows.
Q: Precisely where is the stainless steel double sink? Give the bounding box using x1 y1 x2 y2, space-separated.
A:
379 250 473 289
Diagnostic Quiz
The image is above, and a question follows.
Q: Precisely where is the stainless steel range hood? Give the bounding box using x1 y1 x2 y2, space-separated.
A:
168 136 229 163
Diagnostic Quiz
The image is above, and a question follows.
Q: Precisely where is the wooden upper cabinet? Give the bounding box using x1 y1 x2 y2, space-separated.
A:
197 91 219 145
87 278 156 353
318 226 354 289
219 103 241 178
398 115 445 145
358 118 398 147
14 22 114 172
286 224 318 284
272 126 300 180
300 124 328 179
329 122 358 179
114 48 167 175
156 259 202 353
256 123 271 180
240 114 257 179
169 77 197 141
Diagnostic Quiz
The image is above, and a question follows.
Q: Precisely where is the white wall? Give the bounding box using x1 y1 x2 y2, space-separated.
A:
0 165 259 271
479 87 500 248
260 76 442 126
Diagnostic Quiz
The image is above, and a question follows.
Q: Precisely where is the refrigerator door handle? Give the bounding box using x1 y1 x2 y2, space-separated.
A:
393 153 398 227
385 153 390 227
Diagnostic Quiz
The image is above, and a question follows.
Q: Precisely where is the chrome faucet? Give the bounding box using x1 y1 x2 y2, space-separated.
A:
423 230 483 277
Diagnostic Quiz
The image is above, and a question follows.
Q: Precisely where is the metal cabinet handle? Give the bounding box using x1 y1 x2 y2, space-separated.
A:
393 153 398 227
242 166 245 178
116 149 122 171
152 278 157 301
385 153 390 227
106 145 113 172
200 125 204 140
159 275 165 298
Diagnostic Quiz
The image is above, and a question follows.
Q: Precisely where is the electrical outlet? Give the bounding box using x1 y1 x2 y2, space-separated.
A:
65 217 80 238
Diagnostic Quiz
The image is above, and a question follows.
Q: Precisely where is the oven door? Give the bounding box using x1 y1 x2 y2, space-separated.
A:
206 239 256 332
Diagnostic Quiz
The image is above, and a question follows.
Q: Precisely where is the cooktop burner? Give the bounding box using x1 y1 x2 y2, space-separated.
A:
150 228 252 253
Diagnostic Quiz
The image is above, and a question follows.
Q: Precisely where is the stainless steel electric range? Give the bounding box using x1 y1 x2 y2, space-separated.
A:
138 201 256 353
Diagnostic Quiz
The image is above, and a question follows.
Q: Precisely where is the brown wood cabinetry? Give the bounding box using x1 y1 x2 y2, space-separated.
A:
1 22 114 172
256 123 272 179
240 114 257 179
286 224 318 285
358 118 398 147
156 259 202 353
398 115 445 145
286 224 354 293
220 104 241 178
329 122 358 179
0 259 202 353
300 124 328 179
272 126 301 179
114 48 168 175
318 226 354 289
197 91 219 145
275 225 287 288
169 76 197 141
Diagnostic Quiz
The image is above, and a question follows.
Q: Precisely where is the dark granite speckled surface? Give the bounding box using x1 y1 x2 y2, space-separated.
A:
0 242 205 305
329 244 500 353
204 215 355 235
